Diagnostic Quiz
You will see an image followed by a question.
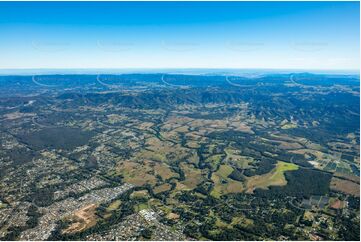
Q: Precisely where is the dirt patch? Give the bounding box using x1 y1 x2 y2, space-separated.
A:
63 204 98 234
166 212 180 220
330 199 344 209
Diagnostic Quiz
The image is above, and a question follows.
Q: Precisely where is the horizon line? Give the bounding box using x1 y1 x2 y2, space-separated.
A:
0 67 359 76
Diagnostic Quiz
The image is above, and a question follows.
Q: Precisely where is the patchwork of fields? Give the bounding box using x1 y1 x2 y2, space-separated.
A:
0 73 359 240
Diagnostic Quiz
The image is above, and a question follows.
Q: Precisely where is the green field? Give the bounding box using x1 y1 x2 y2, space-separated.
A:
246 161 299 192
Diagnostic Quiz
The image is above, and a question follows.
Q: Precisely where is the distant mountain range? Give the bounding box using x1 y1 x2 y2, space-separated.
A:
0 68 359 76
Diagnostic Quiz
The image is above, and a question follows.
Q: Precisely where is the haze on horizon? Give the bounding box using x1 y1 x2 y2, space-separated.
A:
0 1 359 70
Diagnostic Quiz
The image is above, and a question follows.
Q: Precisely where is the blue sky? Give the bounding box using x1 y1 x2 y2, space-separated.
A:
0 1 359 70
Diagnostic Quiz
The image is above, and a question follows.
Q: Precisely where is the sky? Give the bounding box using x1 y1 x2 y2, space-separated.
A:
0 1 359 70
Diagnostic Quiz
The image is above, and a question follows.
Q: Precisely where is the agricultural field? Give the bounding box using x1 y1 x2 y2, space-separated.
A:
245 161 299 193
